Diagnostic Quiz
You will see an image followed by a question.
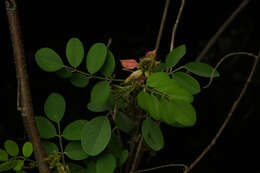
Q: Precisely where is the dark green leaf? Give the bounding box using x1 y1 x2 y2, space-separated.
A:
0 149 8 161
115 111 134 133
22 142 33 157
137 90 150 112
44 92 66 123
85 161 96 173
146 72 170 88
184 62 220 77
119 150 128 166
158 98 177 125
0 160 17 172
100 50 115 76
13 160 24 171
56 68 73 79
172 72 201 94
66 37 84 68
90 81 111 105
107 133 122 158
152 62 166 72
147 95 161 120
96 153 116 173
87 94 114 112
63 120 88 141
70 73 89 88
35 116 57 139
142 118 164 151
81 116 111 156
86 43 107 74
42 141 59 156
165 44 186 68
68 163 85 173
35 48 64 72
65 142 89 160
4 140 19 156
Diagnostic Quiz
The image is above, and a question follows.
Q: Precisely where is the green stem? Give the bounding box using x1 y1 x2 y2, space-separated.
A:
57 122 65 166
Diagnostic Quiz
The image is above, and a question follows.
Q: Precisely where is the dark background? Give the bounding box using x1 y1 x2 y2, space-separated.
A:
1 0 260 173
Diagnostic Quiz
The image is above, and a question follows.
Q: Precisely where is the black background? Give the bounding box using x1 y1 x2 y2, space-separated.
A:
1 0 260 173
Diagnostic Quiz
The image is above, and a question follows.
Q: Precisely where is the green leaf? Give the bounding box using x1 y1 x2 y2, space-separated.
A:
42 141 58 156
35 48 64 72
63 120 88 141
13 160 24 171
56 68 73 79
107 133 122 158
154 79 194 103
168 101 196 127
100 50 115 76
0 149 8 161
44 92 66 123
146 72 170 88
85 161 96 173
86 43 107 74
114 111 134 134
137 90 150 112
35 116 57 139
66 37 84 68
165 44 186 68
90 81 111 105
142 118 164 151
70 73 89 88
4 140 19 156
87 94 114 113
65 142 89 160
158 98 177 125
68 163 85 173
81 116 111 156
184 62 220 77
147 95 161 120
0 160 17 172
119 150 128 166
22 142 33 158
96 153 116 173
172 72 201 95
152 62 166 72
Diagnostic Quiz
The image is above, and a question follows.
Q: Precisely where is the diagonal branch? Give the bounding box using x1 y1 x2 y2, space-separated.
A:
5 0 51 173
195 0 251 62
184 51 259 173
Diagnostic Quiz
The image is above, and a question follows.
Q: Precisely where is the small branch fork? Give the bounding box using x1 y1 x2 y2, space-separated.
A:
5 0 51 173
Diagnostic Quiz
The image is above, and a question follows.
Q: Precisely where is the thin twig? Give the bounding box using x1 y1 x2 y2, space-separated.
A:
130 136 144 173
195 0 250 62
170 0 185 51
184 51 259 173
5 0 51 173
134 163 188 173
204 52 256 88
154 0 170 52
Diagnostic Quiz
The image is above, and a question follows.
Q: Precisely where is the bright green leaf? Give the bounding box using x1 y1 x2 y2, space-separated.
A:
86 43 107 74
115 111 134 134
65 142 89 160
42 141 58 156
35 48 64 72
35 116 57 139
184 62 220 77
107 133 122 158
119 150 128 166
44 92 66 123
172 72 201 94
13 160 24 171
146 72 170 88
70 73 89 88
22 142 33 158
159 98 177 125
100 50 115 76
169 101 196 127
0 149 8 161
4 140 19 157
0 160 17 172
142 118 164 151
56 68 73 79
147 95 161 120
81 116 111 156
63 120 88 141
90 81 111 105
96 153 116 173
66 37 84 68
165 44 186 68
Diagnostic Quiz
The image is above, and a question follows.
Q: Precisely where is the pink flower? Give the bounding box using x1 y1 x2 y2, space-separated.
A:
120 59 139 69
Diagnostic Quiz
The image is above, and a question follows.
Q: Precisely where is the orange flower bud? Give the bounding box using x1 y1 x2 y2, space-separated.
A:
124 69 143 83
